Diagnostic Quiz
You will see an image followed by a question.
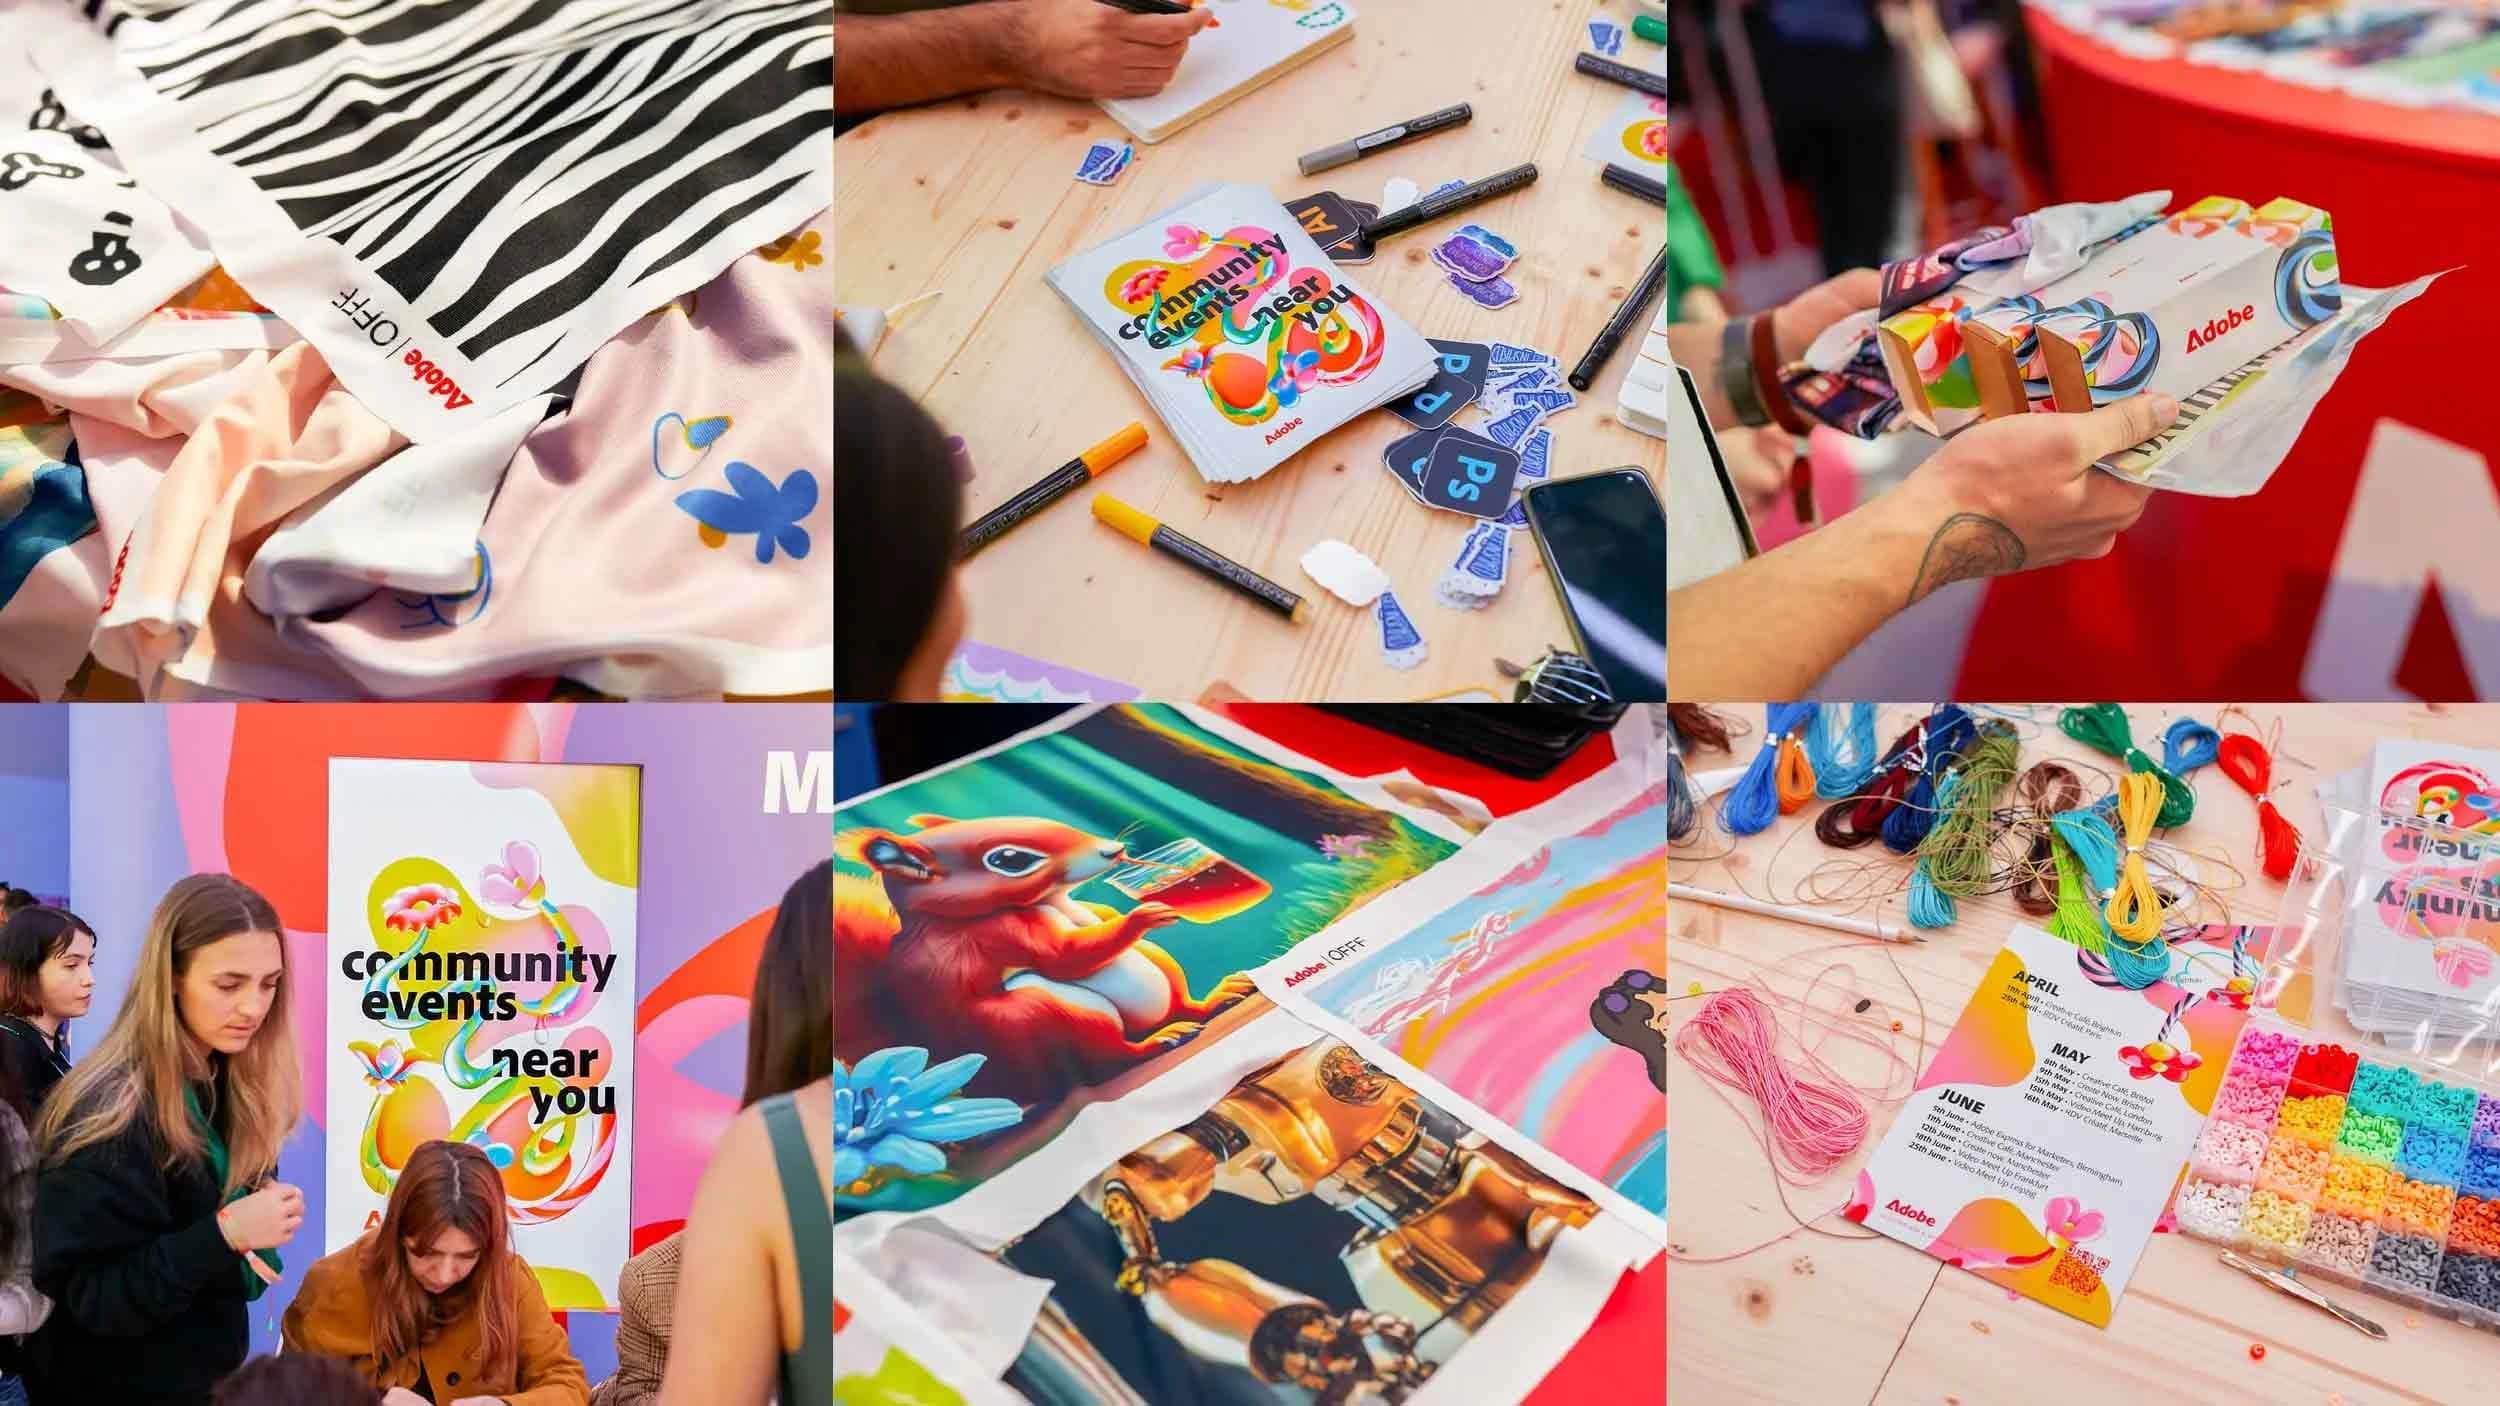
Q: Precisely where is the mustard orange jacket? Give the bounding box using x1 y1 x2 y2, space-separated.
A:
280 1232 590 1406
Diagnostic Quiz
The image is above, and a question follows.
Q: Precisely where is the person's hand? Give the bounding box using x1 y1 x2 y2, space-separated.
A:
219 1181 303 1252
1008 0 1217 100
1769 269 1882 363
382 1390 431 1406
1717 424 1795 519
1879 393 2176 602
447 1396 508 1406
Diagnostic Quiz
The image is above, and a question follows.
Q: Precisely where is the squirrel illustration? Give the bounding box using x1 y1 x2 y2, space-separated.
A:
835 814 1260 1108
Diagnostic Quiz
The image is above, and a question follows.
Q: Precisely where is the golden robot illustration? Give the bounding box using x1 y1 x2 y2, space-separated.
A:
1082 1040 1600 1404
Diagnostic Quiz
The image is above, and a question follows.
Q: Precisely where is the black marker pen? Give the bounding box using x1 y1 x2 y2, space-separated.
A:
1362 163 1539 242
1296 104 1474 177
1575 52 1669 99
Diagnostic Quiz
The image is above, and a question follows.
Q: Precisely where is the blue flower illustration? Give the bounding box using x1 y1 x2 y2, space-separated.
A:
675 462 817 564
833 1046 1023 1187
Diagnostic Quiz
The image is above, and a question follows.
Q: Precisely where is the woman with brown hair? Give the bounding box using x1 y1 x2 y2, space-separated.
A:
657 859 831 1406
283 1138 588 1406
31 873 305 1405
0 905 96 1118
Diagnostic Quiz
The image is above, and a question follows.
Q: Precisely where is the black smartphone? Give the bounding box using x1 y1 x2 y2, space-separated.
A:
1097 0 1194 13
1522 468 1667 702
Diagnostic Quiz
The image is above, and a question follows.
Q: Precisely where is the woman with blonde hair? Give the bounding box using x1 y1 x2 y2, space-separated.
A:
284 1138 588 1406
30 873 305 1405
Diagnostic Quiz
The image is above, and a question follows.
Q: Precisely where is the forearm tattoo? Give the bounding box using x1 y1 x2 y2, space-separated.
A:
1906 513 2026 605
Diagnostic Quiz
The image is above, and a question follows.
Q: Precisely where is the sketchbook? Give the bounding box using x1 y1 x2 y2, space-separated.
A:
1099 0 1359 143
1047 180 1436 483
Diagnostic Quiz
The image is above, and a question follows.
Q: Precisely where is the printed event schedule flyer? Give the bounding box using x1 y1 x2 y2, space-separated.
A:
1848 922 2271 1325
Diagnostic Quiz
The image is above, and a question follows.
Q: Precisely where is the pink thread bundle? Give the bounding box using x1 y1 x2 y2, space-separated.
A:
1675 985 1873 1184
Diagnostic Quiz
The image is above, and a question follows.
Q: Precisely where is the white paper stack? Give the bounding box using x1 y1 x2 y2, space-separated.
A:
1047 181 1437 484
2322 740 2500 1042
1617 295 1671 439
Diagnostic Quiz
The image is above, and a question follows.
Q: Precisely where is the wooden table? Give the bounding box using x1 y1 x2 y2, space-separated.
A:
1669 703 2500 1406
834 0 1666 700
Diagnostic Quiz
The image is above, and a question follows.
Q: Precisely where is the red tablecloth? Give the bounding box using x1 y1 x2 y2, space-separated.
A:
1213 704 1667 1406
1957 9 2499 699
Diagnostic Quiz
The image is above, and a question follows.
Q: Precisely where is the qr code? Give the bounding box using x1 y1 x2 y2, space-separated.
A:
2049 1248 2105 1298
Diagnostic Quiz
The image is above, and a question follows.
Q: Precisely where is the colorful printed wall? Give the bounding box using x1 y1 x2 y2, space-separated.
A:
64 703 830 1378
0 703 68 900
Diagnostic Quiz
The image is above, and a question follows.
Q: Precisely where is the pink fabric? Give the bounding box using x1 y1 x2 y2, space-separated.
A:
274 213 833 697
93 340 402 692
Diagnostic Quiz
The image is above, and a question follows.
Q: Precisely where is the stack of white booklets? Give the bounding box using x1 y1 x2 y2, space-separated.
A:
1617 297 1671 439
1048 181 1436 484
2323 740 2500 1041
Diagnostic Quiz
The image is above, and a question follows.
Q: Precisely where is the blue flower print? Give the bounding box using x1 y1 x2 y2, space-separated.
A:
675 461 816 564
833 1046 1024 1187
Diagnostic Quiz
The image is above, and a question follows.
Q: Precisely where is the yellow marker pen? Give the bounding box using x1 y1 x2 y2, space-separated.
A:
1091 494 1309 624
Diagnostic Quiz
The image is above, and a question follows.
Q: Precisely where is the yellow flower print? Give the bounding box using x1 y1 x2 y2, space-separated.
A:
761 229 824 271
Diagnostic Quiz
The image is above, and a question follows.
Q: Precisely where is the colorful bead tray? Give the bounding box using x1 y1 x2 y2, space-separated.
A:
2180 1019 2500 1330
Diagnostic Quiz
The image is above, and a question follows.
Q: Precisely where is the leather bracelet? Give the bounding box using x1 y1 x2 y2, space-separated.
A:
1718 315 1769 427
1751 310 1814 436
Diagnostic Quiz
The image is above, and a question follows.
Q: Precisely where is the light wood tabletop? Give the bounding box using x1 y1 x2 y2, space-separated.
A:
834 0 1666 701
1669 702 2500 1406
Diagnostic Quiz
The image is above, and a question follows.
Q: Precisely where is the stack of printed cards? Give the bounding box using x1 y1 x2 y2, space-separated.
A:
2330 740 2500 1041
1381 342 1571 521
1047 182 1437 483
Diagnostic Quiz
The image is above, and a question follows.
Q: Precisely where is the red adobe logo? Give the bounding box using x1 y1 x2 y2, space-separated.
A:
1885 1198 1937 1227
2186 304 2256 353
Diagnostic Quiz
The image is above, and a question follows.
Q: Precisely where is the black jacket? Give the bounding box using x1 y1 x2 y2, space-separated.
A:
30 1080 249 1405
0 1017 69 1121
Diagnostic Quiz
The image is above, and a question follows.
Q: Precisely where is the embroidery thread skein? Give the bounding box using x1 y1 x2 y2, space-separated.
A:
2044 830 2111 955
1668 738 1701 842
1668 704 1735 754
2011 762 2084 915
1723 702 1820 835
1908 773 1964 930
2161 716 2221 779
2047 811 2170 986
1674 984 1872 1183
2106 771 2168 942
2060 703 2195 827
1807 703 1880 799
1920 723 2019 896
1814 717 1931 849
1881 706 1975 853
2217 725 2301 880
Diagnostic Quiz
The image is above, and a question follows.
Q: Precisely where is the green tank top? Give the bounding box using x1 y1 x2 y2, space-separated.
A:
762 1091 834 1404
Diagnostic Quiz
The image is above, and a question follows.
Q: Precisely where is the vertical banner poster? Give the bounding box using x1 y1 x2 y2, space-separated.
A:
326 758 640 1309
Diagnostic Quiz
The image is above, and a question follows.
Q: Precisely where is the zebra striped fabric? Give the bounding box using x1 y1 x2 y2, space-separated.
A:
34 0 831 437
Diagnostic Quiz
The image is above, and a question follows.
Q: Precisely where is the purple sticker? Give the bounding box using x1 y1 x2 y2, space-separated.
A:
1431 235 1514 283
1450 273 1519 309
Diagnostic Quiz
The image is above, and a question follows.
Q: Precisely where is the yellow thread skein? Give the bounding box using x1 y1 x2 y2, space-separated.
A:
2105 771 2166 941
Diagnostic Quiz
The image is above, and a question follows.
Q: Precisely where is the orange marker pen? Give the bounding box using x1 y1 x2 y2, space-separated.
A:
959 423 1148 560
